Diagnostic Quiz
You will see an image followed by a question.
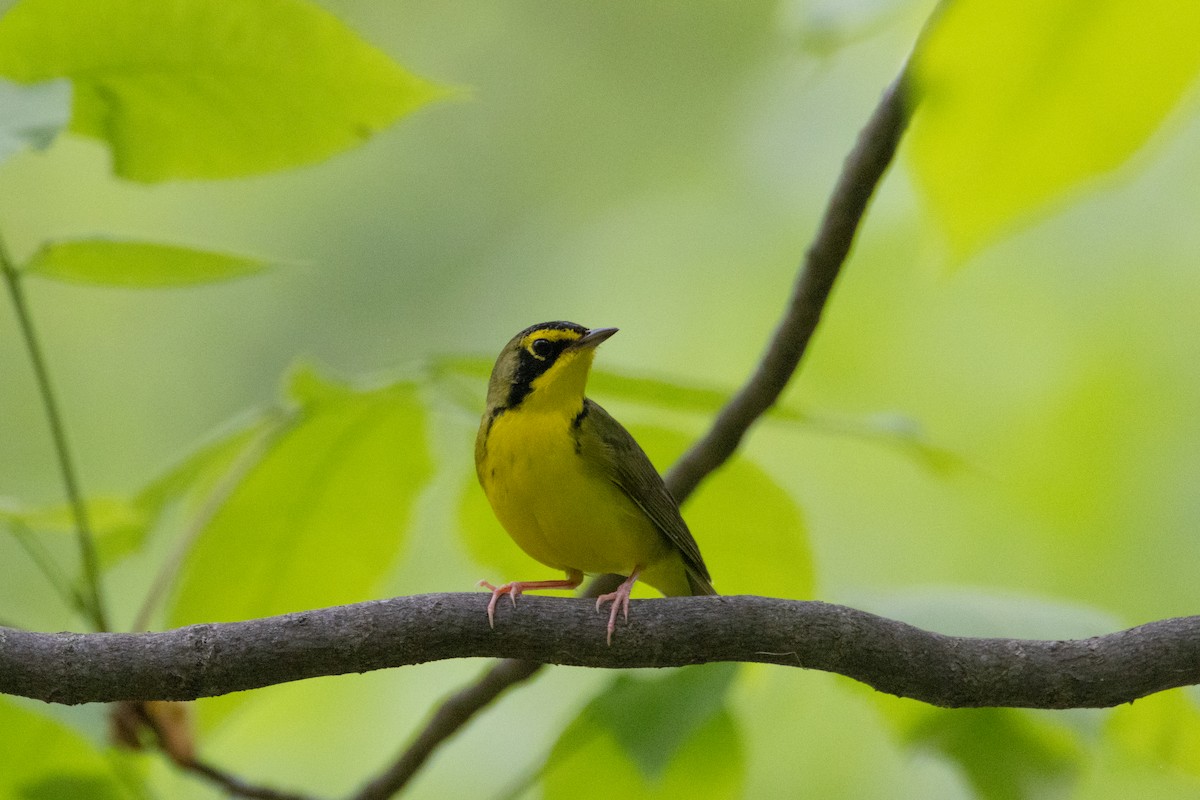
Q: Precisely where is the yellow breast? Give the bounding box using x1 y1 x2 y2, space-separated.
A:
477 406 670 577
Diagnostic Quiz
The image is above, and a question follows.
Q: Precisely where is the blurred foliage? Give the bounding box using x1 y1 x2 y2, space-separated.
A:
876 699 1084 800
169 367 432 625
908 0 1200 256
0 77 70 164
1108 689 1200 778
0 697 138 799
1 0 1199 798
540 664 744 799
22 239 271 287
0 0 445 181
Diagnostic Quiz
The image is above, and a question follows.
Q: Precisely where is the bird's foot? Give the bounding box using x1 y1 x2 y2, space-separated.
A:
595 567 642 646
479 571 584 628
478 580 520 628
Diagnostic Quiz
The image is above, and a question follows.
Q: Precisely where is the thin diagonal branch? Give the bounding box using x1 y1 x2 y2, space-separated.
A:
360 58 917 799
665 68 910 500
350 574 622 798
350 659 542 800
111 700 319 800
2 594 1198 710
0 238 110 632
185 759 318 800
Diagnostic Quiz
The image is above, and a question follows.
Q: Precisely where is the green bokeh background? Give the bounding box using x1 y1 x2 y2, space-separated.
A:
3 0 1200 797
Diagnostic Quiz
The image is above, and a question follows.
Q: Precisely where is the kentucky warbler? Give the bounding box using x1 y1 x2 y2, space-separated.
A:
475 321 715 643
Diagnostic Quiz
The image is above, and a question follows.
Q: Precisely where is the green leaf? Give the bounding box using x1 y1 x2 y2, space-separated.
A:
1 496 148 570
288 363 357 406
0 77 70 165
168 370 432 624
589 663 739 778
1108 689 1200 778
0 0 447 182
542 664 744 799
907 0 1200 256
0 697 134 799
23 239 269 287
911 708 1082 800
874 699 1083 800
459 422 812 599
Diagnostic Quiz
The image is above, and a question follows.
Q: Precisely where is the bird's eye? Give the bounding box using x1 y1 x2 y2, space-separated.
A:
530 338 554 359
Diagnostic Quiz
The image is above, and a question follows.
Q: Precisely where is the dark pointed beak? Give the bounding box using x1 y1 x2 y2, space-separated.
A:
572 327 618 350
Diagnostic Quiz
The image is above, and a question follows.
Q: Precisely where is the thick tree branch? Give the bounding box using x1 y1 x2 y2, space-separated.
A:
3 594 1198 710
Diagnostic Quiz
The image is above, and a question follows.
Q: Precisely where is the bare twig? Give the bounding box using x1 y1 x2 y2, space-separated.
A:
350 574 623 796
112 699 319 800
0 238 110 632
2 594 1198 710
184 759 319 800
350 659 542 800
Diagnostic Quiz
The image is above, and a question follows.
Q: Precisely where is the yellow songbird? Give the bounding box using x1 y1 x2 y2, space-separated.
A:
475 321 715 643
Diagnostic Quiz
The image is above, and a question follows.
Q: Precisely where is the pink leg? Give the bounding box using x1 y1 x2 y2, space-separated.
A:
595 566 642 645
478 569 583 627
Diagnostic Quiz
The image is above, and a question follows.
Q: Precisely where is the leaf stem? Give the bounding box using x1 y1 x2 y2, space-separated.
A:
1 236 110 632
8 519 88 615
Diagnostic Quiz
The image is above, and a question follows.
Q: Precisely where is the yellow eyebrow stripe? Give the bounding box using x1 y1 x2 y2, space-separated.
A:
521 328 581 348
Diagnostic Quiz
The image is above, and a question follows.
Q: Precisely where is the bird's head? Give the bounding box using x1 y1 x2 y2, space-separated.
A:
485 321 618 414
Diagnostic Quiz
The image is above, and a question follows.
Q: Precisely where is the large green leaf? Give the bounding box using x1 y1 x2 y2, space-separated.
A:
168 368 432 624
542 664 744 799
459 422 812 599
907 0 1200 256
0 76 70 166
0 697 134 800
0 0 446 181
23 239 270 287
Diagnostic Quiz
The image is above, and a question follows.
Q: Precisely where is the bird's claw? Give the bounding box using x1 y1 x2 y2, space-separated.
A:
479 580 523 628
595 588 632 646
594 568 642 645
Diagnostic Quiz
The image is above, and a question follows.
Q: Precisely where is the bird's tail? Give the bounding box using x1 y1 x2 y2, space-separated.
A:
686 568 718 596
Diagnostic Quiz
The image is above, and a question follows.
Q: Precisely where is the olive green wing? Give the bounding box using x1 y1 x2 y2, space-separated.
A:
578 399 715 595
